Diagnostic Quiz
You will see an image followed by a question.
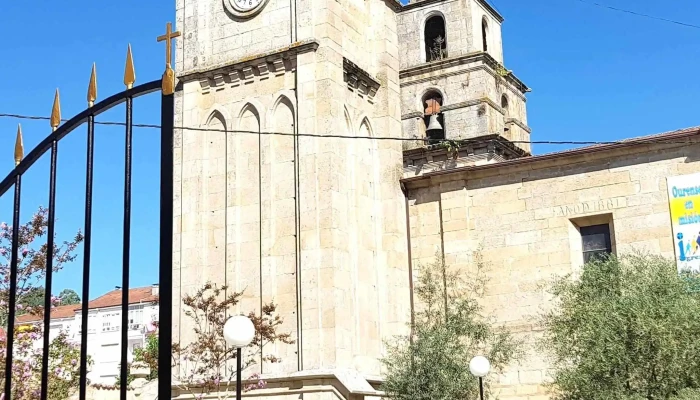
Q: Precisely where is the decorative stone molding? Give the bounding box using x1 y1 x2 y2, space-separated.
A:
401 127 700 190
399 52 530 96
228 70 241 87
401 0 503 21
199 77 211 94
271 58 285 75
241 66 255 81
213 73 226 90
343 58 381 103
257 62 269 77
401 98 504 120
505 117 532 133
402 134 528 177
180 40 320 93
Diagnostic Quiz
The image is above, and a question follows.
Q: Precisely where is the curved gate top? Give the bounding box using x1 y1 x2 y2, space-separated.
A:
0 22 178 400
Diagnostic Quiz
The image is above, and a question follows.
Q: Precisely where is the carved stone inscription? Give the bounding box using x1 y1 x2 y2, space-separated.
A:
555 198 624 217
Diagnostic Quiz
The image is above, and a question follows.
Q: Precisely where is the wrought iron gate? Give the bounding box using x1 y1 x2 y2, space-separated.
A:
0 23 178 400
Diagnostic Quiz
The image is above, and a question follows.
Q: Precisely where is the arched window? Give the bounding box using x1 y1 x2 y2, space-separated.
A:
424 15 447 62
422 90 445 143
481 17 489 52
501 94 509 117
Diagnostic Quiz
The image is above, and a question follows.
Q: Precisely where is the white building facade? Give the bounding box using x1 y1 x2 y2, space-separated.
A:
16 285 159 385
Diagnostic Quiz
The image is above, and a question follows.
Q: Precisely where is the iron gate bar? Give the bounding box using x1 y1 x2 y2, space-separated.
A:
39 139 58 400
4 175 21 400
119 94 134 400
0 81 160 197
0 79 162 400
158 91 174 400
78 111 96 400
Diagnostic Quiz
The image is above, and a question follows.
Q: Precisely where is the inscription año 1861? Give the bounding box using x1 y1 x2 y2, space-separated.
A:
555 198 623 217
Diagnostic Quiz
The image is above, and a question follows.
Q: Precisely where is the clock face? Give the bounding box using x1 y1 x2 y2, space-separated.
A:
232 0 262 11
224 0 269 17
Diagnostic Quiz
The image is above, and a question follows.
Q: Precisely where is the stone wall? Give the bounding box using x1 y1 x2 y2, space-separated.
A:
174 0 408 382
404 135 700 399
175 0 293 73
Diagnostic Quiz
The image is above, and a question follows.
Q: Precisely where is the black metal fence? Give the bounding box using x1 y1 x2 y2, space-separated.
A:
0 36 175 400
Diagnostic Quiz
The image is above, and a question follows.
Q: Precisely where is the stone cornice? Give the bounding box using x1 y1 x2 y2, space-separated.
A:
382 0 403 12
403 133 527 159
401 98 532 134
396 0 503 21
402 98 488 119
177 40 320 85
400 0 457 12
171 369 386 400
475 0 504 23
401 126 700 189
343 58 381 103
400 52 530 95
506 117 531 133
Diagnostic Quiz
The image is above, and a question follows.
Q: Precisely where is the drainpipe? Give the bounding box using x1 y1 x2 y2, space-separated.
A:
400 182 415 339
291 7 303 373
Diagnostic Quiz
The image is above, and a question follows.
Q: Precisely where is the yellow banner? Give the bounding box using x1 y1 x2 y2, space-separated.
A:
667 173 700 273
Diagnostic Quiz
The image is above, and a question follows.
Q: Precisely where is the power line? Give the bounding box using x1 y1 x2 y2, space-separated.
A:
570 0 700 30
0 112 698 147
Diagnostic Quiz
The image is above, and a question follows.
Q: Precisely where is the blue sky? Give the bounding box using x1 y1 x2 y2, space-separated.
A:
0 0 698 300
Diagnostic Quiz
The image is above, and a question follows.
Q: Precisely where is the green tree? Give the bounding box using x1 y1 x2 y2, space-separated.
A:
381 253 522 400
57 288 80 305
540 253 700 400
115 333 158 387
18 287 46 314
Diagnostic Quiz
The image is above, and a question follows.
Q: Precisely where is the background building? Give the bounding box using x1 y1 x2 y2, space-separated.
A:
16 285 159 385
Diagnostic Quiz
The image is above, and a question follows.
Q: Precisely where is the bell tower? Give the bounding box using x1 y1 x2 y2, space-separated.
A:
398 0 532 171
172 0 409 386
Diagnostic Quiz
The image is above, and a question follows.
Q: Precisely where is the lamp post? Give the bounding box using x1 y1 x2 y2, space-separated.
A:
223 315 256 400
469 355 491 400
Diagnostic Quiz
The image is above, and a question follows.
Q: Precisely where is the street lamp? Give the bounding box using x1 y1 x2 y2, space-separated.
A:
469 355 491 400
223 315 256 400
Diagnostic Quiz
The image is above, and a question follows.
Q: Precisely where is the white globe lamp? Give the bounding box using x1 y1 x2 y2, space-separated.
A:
223 315 256 348
223 315 256 400
469 355 491 377
469 355 490 400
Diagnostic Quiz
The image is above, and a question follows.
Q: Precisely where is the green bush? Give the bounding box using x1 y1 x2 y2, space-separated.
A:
540 253 700 400
381 253 522 400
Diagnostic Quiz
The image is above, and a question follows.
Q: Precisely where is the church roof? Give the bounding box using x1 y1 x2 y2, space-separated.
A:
401 126 700 186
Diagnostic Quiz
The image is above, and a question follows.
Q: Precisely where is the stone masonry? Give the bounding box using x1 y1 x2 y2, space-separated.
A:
402 127 700 400
173 0 408 392
168 0 700 398
397 0 531 154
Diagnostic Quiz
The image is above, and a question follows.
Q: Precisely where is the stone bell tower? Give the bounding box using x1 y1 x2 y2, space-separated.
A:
172 0 410 388
397 0 532 172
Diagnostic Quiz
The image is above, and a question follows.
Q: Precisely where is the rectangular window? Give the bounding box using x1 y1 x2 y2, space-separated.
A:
581 224 612 263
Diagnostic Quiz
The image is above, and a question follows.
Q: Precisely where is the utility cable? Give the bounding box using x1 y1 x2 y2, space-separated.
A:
570 0 700 30
1 112 698 147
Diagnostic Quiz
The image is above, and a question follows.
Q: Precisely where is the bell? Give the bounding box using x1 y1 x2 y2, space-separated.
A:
426 114 443 132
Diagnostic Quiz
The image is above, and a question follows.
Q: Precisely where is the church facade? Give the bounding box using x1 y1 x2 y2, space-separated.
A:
171 0 700 398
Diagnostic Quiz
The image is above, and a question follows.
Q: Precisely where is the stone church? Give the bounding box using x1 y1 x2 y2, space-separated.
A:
171 0 700 397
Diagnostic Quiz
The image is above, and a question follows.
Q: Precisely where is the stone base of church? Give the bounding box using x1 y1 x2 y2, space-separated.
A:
170 369 386 400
